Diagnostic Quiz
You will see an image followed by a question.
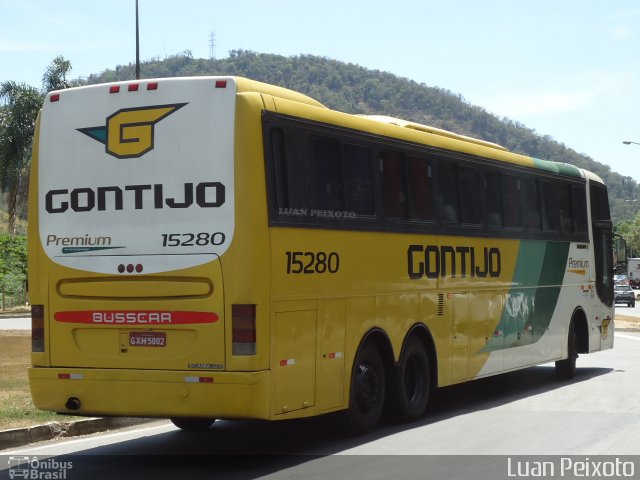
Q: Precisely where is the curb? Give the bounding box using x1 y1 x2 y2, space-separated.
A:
0 312 30 319
0 417 155 451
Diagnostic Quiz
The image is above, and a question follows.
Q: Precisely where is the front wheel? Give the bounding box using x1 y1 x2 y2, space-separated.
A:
555 321 577 380
170 417 216 431
390 337 430 422
347 343 385 434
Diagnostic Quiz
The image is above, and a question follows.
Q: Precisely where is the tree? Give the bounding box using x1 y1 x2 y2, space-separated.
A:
42 55 74 92
0 234 27 308
616 215 640 258
0 56 74 235
0 82 42 234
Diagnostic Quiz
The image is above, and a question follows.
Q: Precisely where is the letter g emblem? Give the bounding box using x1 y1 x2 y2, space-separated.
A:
78 103 187 159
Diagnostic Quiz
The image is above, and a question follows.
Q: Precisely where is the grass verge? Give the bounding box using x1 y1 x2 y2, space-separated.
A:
0 330 83 431
614 314 640 330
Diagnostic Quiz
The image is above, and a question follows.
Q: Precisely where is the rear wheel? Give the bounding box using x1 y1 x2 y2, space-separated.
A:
390 337 430 422
170 417 216 431
555 320 577 380
347 343 385 434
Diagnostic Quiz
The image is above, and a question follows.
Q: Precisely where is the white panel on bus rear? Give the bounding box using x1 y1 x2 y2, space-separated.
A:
38 77 236 275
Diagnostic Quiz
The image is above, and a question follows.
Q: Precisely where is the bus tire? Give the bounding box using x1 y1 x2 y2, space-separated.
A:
170 417 216 430
555 320 577 380
391 336 430 422
347 343 386 434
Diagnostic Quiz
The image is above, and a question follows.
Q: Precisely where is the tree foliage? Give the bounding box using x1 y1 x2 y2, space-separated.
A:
0 82 42 234
0 56 74 234
42 55 75 92
0 234 27 297
616 215 640 258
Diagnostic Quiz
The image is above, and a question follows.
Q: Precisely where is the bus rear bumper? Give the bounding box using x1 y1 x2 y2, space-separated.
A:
28 367 271 420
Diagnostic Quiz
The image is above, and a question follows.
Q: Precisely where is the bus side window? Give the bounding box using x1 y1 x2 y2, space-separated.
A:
503 174 522 229
557 183 573 233
485 171 503 227
309 136 343 211
271 128 307 210
541 181 559 231
522 178 541 231
590 183 613 305
459 166 482 225
407 155 434 221
572 185 588 233
437 162 459 224
343 144 375 216
382 150 407 219
590 183 611 222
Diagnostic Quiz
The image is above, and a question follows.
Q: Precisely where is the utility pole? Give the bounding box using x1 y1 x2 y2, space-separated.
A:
135 0 141 79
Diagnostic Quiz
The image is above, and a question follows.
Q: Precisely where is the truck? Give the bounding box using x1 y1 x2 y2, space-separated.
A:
627 258 640 288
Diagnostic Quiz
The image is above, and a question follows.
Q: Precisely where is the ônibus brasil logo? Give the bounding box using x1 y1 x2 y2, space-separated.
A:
77 103 187 159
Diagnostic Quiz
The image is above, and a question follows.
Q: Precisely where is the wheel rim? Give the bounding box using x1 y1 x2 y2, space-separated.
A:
354 362 381 413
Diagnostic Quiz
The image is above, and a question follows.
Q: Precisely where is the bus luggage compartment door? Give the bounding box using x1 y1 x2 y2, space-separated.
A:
272 304 317 415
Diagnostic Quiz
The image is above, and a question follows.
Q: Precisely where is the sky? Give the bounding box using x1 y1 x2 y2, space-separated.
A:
2 0 639 181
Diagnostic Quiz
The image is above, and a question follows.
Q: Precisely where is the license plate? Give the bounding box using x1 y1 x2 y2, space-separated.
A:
129 331 166 347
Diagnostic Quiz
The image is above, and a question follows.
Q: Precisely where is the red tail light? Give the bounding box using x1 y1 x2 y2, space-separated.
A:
31 305 45 352
232 304 256 355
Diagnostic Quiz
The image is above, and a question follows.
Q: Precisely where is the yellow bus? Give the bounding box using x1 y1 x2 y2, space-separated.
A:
28 76 614 433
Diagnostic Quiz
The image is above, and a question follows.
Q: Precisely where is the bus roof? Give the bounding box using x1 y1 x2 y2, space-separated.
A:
56 76 593 182
362 115 509 152
234 77 327 109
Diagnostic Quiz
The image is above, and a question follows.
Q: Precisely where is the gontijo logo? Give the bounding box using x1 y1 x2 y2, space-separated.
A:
77 103 187 159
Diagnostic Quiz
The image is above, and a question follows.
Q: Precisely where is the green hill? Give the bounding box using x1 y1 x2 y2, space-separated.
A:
76 50 636 224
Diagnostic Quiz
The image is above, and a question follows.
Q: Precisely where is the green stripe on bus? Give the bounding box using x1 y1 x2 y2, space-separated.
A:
484 240 570 352
531 157 582 178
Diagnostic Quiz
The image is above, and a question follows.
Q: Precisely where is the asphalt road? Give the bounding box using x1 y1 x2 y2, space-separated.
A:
615 302 640 318
3 331 639 480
